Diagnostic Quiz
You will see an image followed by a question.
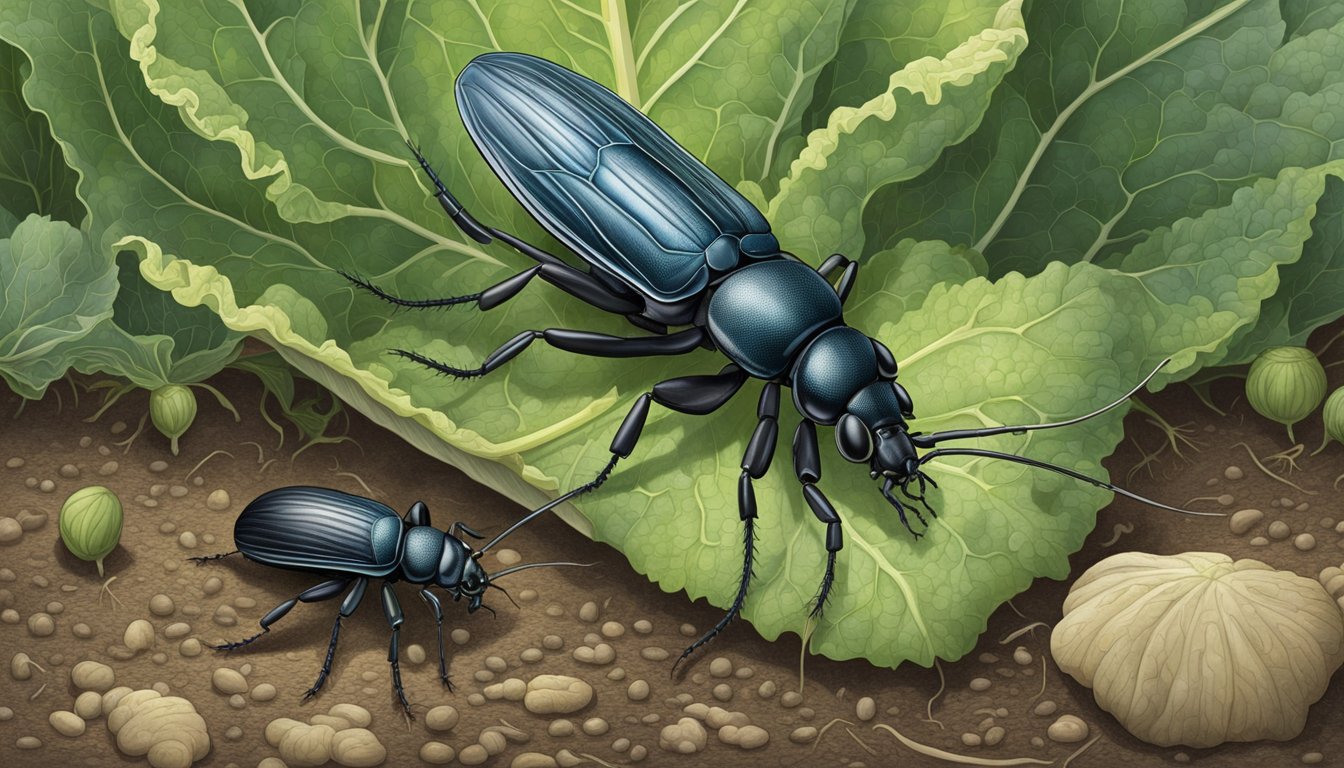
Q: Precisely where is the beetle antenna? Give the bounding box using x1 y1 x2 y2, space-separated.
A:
911 359 1171 448
916 447 1223 517
488 583 521 610
488 561 594 580
479 455 619 552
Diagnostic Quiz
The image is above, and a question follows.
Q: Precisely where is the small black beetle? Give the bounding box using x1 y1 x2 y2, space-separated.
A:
193 486 580 714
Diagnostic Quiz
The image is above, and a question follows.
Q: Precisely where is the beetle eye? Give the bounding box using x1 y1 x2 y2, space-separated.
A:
835 414 873 463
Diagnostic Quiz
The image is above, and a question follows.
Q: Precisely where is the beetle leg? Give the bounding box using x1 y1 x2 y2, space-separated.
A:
675 383 779 673
419 589 452 690
187 549 238 565
304 578 368 701
794 420 844 617
213 577 349 652
403 142 643 315
480 366 750 553
816 253 860 305
393 326 705 380
381 582 413 717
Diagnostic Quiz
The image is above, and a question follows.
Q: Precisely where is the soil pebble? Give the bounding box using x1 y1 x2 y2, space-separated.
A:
780 691 803 708
601 621 625 638
425 705 459 732
712 683 733 701
0 519 21 543
212 605 238 626
627 680 650 701
1013 646 1033 665
1302 753 1324 765
1250 536 1270 547
573 643 615 665
28 611 55 636
17 509 48 531
521 648 543 663
459 744 489 765
1047 715 1090 743
659 717 707 754
633 619 653 634
123 619 155 651
49 710 85 737
524 675 594 714
856 696 876 721
548 720 574 737
790 726 818 744
582 717 609 736
149 594 175 616
578 601 599 622
1033 700 1058 717
1224 466 1243 480
640 647 669 661
450 628 470 645
758 680 777 698
1268 520 1292 539
163 622 191 639
16 736 42 749
495 548 522 565
330 728 386 767
420 742 455 764
212 667 248 695
206 489 230 510
72 660 115 691
985 726 1006 746
719 724 769 749
405 644 426 664
969 677 992 691
709 657 733 678
542 634 564 650
179 639 202 657
98 461 118 476
109 689 209 767
1230 508 1264 535
511 754 558 768
962 733 982 746
10 652 34 680
1295 533 1317 551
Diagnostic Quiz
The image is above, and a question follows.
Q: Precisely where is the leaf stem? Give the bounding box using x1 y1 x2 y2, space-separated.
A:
601 0 641 106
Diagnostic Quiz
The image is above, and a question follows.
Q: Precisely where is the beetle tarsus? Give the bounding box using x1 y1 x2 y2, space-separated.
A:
340 269 484 310
809 551 837 618
187 550 238 566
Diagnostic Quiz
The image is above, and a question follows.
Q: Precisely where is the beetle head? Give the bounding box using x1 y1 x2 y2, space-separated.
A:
435 537 490 612
835 380 917 477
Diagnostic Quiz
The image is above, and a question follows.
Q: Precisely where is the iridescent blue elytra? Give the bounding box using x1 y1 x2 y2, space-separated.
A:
348 51 1195 671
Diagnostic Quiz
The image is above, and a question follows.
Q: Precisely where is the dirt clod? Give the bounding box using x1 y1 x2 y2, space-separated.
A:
211 667 248 695
424 705 459 732
1047 714 1090 743
659 716 708 754
419 741 454 764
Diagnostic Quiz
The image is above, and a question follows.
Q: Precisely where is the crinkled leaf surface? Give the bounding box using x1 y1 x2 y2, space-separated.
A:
0 41 83 226
3 0 1340 666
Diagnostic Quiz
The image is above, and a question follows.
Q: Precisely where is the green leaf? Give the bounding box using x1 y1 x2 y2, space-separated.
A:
0 41 83 225
764 0 1027 260
0 215 116 398
870 0 1344 274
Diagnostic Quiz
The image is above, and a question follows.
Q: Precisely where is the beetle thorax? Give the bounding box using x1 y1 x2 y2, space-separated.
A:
400 526 446 583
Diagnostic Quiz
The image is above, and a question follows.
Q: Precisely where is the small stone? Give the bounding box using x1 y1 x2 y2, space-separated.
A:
518 589 538 602
494 548 522 566
734 666 754 679
521 648 544 663
511 754 558 768
1294 533 1317 551
10 652 34 680
39 479 55 492
780 691 802 708
146 459 166 471
961 733 982 747
74 691 102 719
543 634 564 650
203 576 223 595
969 677 991 692
459 744 490 766
1249 536 1270 547
578 601 599 622
601 621 625 638
251 683 277 701
758 680 777 698
419 741 454 764
545 603 564 617
451 628 470 645
178 532 197 549
1 609 18 624
1268 520 1291 539
709 657 733 678
791 724 820 743
633 619 653 634
640 647 669 661
548 720 575 737
406 644 426 664
16 735 42 749
1033 700 1057 717
212 667 248 694
163 622 191 639
228 693 246 709
582 718 608 736
679 623 697 636
206 489 230 511
28 612 55 637
474 670 495 683
179 639 202 657
978 652 999 664
627 680 650 701
16 510 47 531
658 717 707 754
1229 508 1264 535
479 730 508 756
985 726 1006 746
1047 715 1089 743
606 667 625 681
572 643 615 665
170 485 188 497
732 725 769 749
856 696 876 721
1224 466 1243 480
213 605 238 626
0 518 24 544
1302 753 1323 765
426 705 459 732
149 594 175 616
1013 646 1033 665
225 726 243 741
524 675 593 714
98 461 118 476
711 683 733 702
5 457 23 468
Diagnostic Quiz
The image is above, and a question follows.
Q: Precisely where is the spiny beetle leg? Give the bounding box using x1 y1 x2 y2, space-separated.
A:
794 420 844 617
392 327 705 380
187 550 238 566
404 142 643 316
419 589 452 690
381 583 413 717
304 578 368 701
816 253 860 305
212 577 349 652
675 383 779 673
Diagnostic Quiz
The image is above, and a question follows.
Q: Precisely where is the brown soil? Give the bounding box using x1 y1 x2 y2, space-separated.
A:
1 326 1343 768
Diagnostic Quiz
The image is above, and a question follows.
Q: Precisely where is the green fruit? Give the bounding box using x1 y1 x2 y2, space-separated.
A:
59 486 123 577
150 384 197 455
1245 346 1326 442
1322 387 1344 449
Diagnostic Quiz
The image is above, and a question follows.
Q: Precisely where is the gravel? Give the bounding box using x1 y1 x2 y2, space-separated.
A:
123 619 154 650
969 677 992 692
27 612 55 636
1268 520 1292 539
206 489 230 510
856 696 876 721
149 594 175 616
425 706 459 732
627 680 650 701
578 601 599 622
712 683 733 701
1047 714 1090 743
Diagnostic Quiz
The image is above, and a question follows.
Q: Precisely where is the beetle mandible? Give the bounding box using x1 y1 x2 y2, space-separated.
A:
192 486 582 714
345 52 1213 668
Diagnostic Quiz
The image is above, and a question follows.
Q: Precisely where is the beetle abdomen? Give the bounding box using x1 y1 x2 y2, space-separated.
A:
707 261 842 378
234 487 404 577
456 53 777 304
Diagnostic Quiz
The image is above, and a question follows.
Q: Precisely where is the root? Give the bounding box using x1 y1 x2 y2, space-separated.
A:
797 612 818 694
113 412 149 453
83 380 136 423
1005 600 1027 620
1232 442 1317 495
873 724 1053 766
999 622 1050 645
922 659 945 729
99 576 124 611
1336 472 1344 491
1131 398 1202 460
1099 523 1134 548
576 753 619 768
1062 735 1102 768
845 727 877 756
1125 435 1169 485
1264 443 1305 474
811 718 854 753
185 450 234 483
1030 655 1047 704
333 470 378 497
241 441 266 464
190 382 240 422
1184 369 1244 417
29 682 47 701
